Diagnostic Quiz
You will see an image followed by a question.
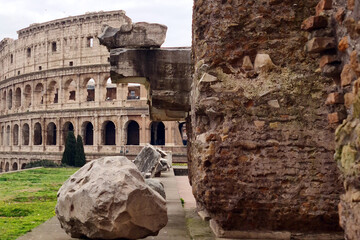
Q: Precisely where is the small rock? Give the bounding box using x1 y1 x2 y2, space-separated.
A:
344 93 354 108
325 92 344 105
338 36 349 52
306 37 336 53
199 73 218 83
316 0 332 16
254 54 275 72
350 50 360 76
335 8 345 23
254 120 265 129
348 0 355 11
242 56 254 70
267 100 280 108
341 64 357 86
319 55 338 68
301 16 328 31
328 112 346 124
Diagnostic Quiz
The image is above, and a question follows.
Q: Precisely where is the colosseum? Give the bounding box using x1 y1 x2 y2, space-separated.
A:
0 10 187 172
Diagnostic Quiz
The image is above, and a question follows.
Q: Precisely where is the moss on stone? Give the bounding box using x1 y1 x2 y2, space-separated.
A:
341 145 357 175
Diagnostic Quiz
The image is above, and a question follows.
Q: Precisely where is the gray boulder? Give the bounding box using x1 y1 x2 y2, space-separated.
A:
56 156 167 240
145 179 166 199
99 22 167 50
133 144 161 177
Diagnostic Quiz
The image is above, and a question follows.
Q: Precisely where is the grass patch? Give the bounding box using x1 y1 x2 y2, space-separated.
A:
173 163 188 166
0 167 78 240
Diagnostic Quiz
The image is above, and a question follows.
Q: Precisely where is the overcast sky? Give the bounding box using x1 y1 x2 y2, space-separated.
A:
0 0 193 47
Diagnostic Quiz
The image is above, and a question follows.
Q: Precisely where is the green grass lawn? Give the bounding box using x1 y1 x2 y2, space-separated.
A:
0 168 78 240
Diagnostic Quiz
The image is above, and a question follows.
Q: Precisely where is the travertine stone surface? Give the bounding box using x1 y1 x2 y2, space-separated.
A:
189 0 343 234
56 156 167 239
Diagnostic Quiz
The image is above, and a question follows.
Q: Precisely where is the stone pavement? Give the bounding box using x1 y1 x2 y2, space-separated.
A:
17 169 215 240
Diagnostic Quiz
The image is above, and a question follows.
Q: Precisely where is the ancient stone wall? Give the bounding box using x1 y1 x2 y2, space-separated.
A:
0 11 187 172
189 0 344 236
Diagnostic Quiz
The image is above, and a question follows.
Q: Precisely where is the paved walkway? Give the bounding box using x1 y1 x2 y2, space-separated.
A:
17 170 214 240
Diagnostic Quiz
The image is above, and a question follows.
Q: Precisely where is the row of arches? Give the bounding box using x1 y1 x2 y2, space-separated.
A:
0 77 141 111
0 120 166 147
0 161 26 173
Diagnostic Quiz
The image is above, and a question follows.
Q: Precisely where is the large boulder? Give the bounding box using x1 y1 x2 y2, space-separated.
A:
133 144 161 177
55 156 167 240
98 22 167 49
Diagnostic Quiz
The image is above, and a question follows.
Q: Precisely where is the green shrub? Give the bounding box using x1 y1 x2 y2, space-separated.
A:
62 131 76 166
75 135 86 167
24 160 60 169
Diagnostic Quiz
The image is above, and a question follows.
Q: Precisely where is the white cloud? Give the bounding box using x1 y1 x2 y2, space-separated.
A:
0 0 192 47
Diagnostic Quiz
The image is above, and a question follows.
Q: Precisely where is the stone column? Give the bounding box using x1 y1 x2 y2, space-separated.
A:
140 114 146 146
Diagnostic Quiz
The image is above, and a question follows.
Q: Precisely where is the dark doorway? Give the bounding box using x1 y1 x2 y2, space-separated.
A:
104 121 115 145
47 122 57 145
12 162 18 171
127 121 139 145
150 122 165 145
83 122 94 145
63 122 74 144
34 123 42 145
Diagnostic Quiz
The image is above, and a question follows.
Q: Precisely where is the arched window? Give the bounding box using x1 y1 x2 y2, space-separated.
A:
64 80 76 102
34 83 44 105
0 126 3 146
12 162 18 171
22 123 30 145
103 121 115 145
2 90 6 110
47 81 59 104
7 89 12 109
86 78 95 101
6 125 10 146
34 122 42 145
0 162 3 172
82 121 93 145
126 120 139 145
5 162 9 172
105 78 116 100
47 122 57 145
63 122 74 144
24 85 32 108
13 124 19 146
150 122 165 145
15 87 21 108
21 163 26 169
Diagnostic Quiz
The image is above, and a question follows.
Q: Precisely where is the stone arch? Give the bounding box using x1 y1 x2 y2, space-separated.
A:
46 122 57 145
7 89 12 109
21 163 26 169
24 84 32 108
0 161 3 172
13 124 19 146
6 125 10 146
34 122 42 145
105 77 116 100
15 87 21 108
34 83 44 105
82 121 93 145
5 162 9 172
64 79 76 102
83 78 95 102
63 121 74 144
102 120 116 145
47 81 59 104
150 121 165 145
22 123 30 145
126 120 140 145
2 90 6 110
12 162 18 171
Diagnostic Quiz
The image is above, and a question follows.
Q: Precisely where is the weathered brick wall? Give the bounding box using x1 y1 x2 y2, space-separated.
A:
189 0 343 233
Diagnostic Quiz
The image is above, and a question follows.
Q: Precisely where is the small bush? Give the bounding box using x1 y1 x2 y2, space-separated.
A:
62 131 76 166
24 160 60 169
75 135 86 167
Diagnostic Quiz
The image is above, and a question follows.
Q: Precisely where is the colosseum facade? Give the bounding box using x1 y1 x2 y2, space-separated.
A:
0 10 187 172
